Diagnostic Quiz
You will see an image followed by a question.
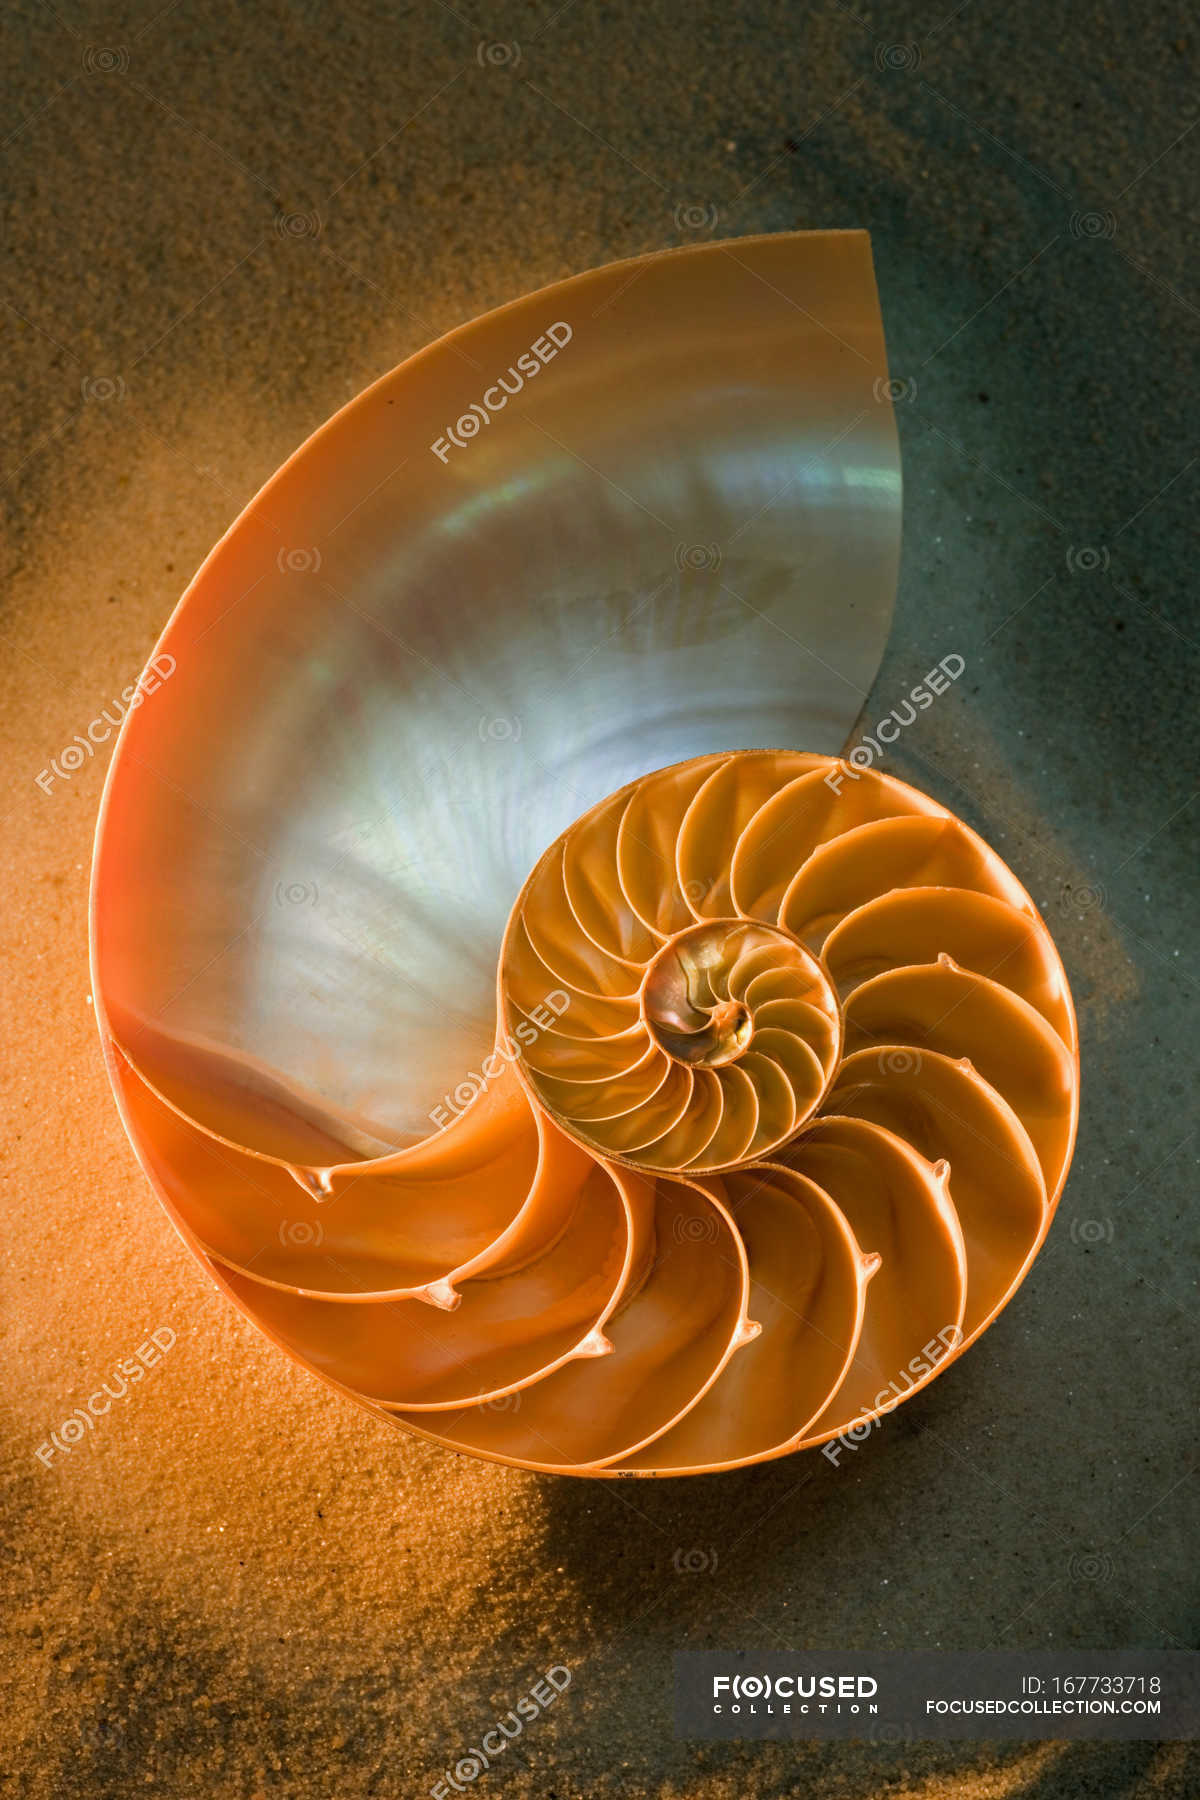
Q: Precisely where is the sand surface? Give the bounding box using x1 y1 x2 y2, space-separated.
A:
2 1 1197 1795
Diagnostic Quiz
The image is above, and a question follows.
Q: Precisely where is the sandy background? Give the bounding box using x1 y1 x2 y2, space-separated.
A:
2 1 1197 1795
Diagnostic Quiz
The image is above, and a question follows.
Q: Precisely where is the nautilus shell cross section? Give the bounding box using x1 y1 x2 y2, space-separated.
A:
91 232 1076 1475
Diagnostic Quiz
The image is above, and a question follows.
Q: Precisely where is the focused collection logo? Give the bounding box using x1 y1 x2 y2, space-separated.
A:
822 1325 962 1465
429 991 571 1129
430 1665 571 1794
36 654 176 794
825 654 966 790
35 1327 177 1468
431 324 573 461
712 1672 879 1713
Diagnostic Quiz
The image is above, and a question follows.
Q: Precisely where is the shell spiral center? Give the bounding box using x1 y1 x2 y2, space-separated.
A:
641 920 828 1080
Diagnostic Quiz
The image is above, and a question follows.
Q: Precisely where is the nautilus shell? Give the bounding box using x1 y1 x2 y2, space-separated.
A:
91 232 1078 1475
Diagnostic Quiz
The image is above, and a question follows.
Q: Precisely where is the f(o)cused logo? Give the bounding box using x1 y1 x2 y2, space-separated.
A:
476 41 520 67
879 1048 922 1077
81 375 126 402
279 1220 324 1248
673 202 719 232
479 716 522 742
1069 1217 1113 1246
875 42 921 70
672 1212 719 1244
276 210 321 240
274 880 318 907
674 542 722 573
276 547 322 574
673 1546 718 1573
83 45 129 73
873 375 917 404
1069 210 1117 240
1069 1549 1114 1583
1066 544 1109 574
